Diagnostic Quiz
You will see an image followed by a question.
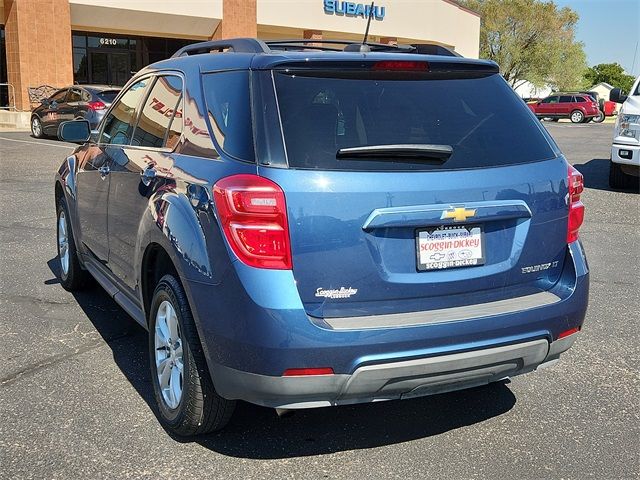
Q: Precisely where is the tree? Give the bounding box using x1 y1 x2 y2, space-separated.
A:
584 63 636 93
460 0 588 90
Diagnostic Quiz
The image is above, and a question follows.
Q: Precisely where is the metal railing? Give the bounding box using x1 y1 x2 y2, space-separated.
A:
28 84 59 104
0 83 17 111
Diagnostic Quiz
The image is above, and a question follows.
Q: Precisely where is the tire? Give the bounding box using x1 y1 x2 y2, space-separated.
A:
583 117 593 123
550 118 560 122
56 196 91 291
31 116 43 138
609 160 632 189
570 110 585 123
593 110 605 123
149 274 235 436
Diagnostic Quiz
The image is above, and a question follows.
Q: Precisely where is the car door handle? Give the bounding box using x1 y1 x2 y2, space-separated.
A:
141 167 157 186
98 165 110 178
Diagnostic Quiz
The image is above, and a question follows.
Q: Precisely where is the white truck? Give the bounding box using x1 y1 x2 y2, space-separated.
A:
609 77 640 189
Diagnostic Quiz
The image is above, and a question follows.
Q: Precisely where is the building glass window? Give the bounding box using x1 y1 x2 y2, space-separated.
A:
71 31 193 87
73 48 88 84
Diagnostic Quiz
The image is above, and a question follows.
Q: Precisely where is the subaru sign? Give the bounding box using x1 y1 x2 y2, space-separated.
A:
324 1 386 20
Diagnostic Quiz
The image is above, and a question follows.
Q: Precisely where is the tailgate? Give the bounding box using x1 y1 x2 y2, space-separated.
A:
253 60 567 318
261 160 568 318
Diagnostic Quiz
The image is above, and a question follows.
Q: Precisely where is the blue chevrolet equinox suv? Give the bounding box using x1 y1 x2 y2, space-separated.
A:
54 38 589 436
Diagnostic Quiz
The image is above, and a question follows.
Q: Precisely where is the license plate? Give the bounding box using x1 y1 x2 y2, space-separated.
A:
416 225 485 271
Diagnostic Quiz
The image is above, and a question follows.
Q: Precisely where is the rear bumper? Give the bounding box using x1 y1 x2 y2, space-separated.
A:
186 241 588 408
212 334 578 409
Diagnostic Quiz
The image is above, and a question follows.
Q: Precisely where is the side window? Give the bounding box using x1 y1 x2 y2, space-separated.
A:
132 75 183 148
202 71 254 161
81 90 92 102
100 79 149 145
560 96 573 103
49 89 68 103
575 96 586 103
542 96 558 104
67 89 83 103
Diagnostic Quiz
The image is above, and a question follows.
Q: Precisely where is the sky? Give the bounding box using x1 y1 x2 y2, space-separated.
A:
549 0 640 76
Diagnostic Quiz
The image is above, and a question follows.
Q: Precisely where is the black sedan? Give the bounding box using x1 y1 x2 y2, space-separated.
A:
30 85 120 138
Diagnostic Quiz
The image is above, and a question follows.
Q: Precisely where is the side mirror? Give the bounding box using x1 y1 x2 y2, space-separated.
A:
58 120 91 143
610 88 628 104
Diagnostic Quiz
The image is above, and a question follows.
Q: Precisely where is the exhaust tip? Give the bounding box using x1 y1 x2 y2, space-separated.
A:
275 408 296 418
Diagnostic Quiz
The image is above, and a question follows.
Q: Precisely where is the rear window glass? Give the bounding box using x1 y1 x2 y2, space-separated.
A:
97 90 119 103
274 73 556 171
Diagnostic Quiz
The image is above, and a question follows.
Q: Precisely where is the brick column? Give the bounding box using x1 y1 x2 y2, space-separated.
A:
211 0 257 40
3 0 73 111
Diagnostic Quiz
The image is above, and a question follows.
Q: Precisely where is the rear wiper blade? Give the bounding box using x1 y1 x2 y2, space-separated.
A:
336 144 453 161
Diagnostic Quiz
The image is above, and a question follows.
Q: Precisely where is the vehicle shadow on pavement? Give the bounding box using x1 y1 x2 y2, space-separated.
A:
46 259 155 403
47 258 517 459
573 158 639 193
195 382 515 459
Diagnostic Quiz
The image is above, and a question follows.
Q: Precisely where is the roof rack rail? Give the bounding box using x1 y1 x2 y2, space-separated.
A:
265 39 416 53
170 38 463 58
171 38 269 57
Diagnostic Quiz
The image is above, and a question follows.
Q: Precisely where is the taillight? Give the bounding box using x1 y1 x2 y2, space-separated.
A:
567 164 584 243
88 100 106 111
213 174 292 269
372 60 429 72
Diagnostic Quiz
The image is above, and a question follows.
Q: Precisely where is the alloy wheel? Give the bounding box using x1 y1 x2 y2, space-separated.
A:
154 300 184 409
57 210 69 276
32 118 42 137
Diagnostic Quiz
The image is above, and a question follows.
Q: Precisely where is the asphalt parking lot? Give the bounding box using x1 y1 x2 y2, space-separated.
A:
0 123 638 479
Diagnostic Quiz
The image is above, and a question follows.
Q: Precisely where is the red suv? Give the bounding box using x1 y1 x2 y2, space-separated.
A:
528 93 600 123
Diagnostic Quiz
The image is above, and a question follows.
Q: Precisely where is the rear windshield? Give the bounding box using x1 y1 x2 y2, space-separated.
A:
274 72 556 171
97 90 120 104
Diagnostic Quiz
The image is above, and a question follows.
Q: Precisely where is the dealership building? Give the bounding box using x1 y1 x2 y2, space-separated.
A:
0 0 480 112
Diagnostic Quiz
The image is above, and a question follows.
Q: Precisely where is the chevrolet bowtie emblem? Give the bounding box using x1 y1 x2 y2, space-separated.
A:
441 206 477 222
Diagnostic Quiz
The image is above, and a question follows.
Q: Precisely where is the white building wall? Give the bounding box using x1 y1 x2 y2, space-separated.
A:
63 0 480 57
69 0 222 39
258 0 480 57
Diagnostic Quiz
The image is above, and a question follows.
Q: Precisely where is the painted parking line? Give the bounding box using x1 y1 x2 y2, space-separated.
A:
0 136 75 149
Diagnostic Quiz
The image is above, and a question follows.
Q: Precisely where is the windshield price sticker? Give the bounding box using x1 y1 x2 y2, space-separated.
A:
417 225 485 271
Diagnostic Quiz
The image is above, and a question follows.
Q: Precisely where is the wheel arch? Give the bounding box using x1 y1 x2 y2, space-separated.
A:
140 242 180 320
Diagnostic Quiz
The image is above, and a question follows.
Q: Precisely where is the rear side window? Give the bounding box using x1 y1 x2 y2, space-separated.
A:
132 75 183 149
100 79 149 145
97 90 119 103
66 89 83 103
273 72 556 171
202 71 254 161
575 97 586 103
49 89 67 103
